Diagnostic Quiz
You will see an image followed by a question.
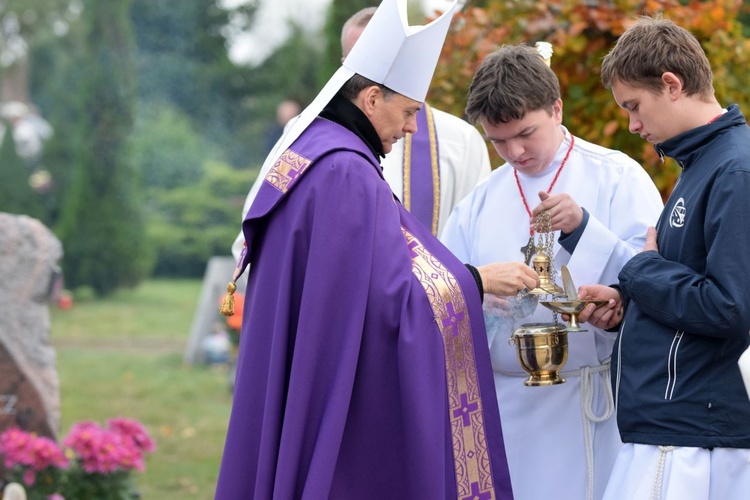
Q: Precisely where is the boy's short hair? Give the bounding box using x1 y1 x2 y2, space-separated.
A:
465 44 560 126
601 16 714 100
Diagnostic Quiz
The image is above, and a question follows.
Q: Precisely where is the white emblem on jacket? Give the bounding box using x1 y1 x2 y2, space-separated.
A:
669 197 686 228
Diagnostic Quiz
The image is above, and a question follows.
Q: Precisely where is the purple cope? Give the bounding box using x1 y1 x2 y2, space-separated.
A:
215 117 513 500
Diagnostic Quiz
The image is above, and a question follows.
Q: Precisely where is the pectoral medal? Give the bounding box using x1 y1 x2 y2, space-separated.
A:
521 235 535 265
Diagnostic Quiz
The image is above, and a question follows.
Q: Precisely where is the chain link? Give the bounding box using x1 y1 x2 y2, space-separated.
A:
535 209 560 327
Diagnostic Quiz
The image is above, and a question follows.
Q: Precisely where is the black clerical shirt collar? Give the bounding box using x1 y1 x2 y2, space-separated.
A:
320 93 385 160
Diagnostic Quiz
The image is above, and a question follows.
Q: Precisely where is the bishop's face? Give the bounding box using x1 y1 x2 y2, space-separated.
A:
479 99 564 176
369 91 420 154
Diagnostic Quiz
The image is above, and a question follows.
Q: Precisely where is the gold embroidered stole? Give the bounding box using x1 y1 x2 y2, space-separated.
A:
402 227 495 499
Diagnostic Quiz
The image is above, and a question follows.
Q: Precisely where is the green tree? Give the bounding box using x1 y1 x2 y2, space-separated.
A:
0 128 44 218
130 0 258 167
0 0 74 68
147 161 256 277
739 1 750 36
30 0 258 226
28 19 87 226
57 0 150 296
2 1 85 225
129 102 216 190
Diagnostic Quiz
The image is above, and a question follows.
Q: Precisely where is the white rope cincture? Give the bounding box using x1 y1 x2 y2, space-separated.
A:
580 359 615 500
651 445 676 500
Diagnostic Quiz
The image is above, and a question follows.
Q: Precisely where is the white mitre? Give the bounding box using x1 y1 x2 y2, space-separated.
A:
256 0 458 181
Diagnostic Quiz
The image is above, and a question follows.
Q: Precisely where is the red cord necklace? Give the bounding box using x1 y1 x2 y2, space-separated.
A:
515 135 575 235
707 109 726 124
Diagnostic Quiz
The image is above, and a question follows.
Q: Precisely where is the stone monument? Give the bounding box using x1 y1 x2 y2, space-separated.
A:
0 213 61 439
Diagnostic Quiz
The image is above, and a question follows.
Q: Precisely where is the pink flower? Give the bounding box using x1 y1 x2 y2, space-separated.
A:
1 417 154 498
28 436 68 470
0 428 67 471
23 468 36 486
63 419 154 474
0 428 33 468
90 431 124 474
63 421 103 463
107 417 155 453
115 438 145 473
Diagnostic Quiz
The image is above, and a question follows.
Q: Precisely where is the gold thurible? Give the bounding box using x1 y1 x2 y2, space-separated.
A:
528 252 564 296
526 209 564 296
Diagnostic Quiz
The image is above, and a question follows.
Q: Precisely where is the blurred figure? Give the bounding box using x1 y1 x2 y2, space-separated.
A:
264 99 301 153
0 101 53 167
201 321 231 366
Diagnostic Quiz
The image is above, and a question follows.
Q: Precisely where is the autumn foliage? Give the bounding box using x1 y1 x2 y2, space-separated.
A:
430 0 750 200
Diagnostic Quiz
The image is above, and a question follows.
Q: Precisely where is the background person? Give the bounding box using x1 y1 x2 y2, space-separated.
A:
264 99 301 153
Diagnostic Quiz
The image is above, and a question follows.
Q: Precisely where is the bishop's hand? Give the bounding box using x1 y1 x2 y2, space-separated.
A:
477 262 540 298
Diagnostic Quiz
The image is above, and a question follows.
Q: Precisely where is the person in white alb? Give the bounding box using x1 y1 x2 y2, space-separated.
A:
231 6 491 260
440 44 663 500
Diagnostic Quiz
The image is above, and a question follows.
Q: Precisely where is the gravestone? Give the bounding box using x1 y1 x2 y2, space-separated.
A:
184 256 246 365
0 213 61 439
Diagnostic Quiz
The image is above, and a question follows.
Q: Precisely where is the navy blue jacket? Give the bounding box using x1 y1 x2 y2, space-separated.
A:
613 104 750 448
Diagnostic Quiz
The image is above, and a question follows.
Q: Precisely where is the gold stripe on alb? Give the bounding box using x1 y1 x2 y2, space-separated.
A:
402 133 412 211
424 104 440 236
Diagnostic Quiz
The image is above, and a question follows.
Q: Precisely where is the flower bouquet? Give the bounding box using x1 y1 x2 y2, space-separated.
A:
0 428 66 499
1 418 155 500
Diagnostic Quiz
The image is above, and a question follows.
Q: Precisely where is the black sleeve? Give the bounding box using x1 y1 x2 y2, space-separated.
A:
464 264 484 303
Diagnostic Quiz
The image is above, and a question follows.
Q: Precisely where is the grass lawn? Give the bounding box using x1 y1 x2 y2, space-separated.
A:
51 279 232 499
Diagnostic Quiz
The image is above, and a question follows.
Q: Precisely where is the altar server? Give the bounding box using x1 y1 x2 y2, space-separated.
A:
441 44 663 500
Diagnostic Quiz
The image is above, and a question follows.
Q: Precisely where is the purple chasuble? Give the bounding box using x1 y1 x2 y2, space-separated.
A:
403 104 440 235
215 118 512 500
